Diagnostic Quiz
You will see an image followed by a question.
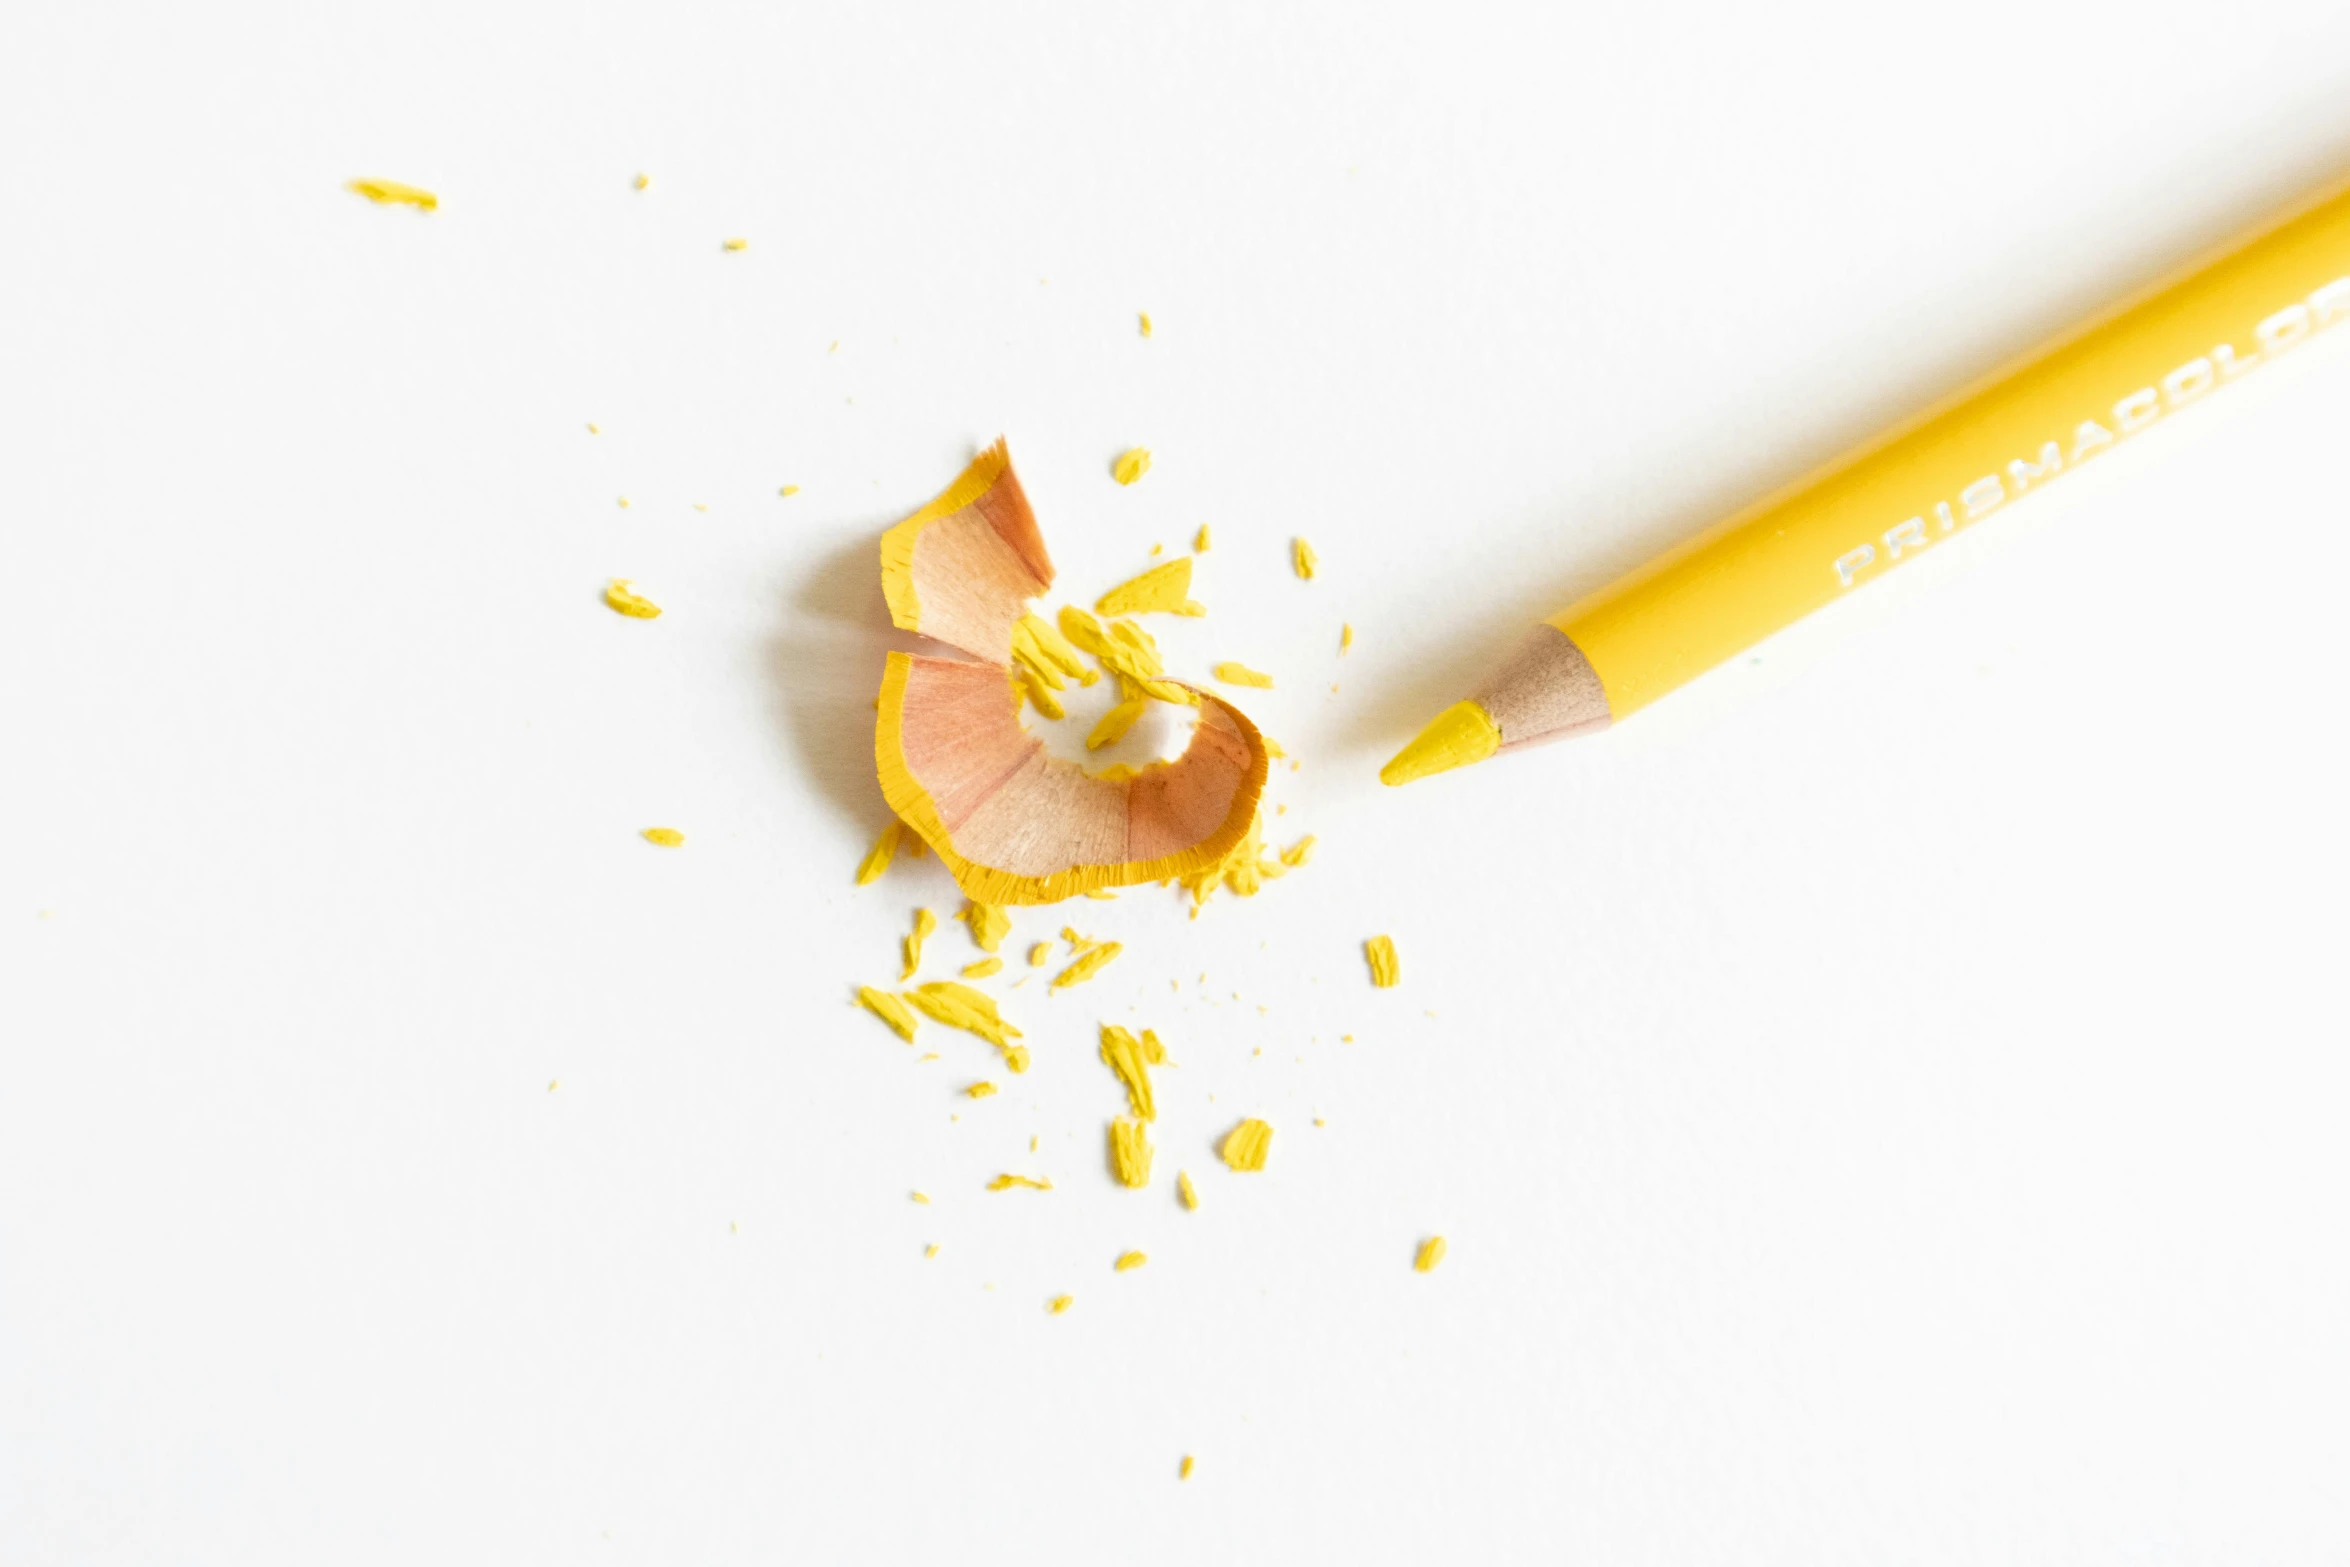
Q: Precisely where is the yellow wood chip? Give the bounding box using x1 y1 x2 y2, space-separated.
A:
1099 1025 1168 1121
857 986 918 1042
1087 698 1148 752
1178 1170 1200 1210
965 1082 998 1099
1279 835 1316 868
988 1173 1053 1191
1056 607 1193 705
1049 1294 1074 1314
603 579 661 619
1028 942 1052 967
1180 1456 1195 1481
641 827 684 847
1220 1118 1272 1172
1053 943 1123 990
1293 538 1318 579
1365 934 1400 988
1115 1250 1148 1271
961 901 1012 953
904 982 1027 1068
1139 311 1153 338
1341 622 1354 653
1211 662 1273 689
1110 1117 1155 1188
1415 1236 1448 1273
902 908 937 980
1095 558 1205 618
1194 524 1211 552
1112 447 1153 485
856 820 903 885
722 237 750 251
961 957 1003 979
346 177 438 211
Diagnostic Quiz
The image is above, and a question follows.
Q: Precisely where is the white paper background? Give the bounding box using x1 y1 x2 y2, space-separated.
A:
6 3 2350 1562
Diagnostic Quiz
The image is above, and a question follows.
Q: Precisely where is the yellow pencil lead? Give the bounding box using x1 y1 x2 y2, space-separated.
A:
1379 701 1501 786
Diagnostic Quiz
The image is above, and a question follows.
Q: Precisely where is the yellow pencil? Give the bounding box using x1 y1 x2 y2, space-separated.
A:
1383 175 2350 787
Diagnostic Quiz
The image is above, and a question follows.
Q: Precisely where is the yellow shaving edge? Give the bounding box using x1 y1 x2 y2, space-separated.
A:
902 908 937 980
1365 935 1401 988
856 820 903 885
1096 558 1205 618
877 439 1013 634
857 987 919 1042
1109 1117 1155 1187
1053 943 1123 990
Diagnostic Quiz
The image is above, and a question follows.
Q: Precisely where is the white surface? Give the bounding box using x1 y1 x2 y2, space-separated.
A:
7 3 2350 1561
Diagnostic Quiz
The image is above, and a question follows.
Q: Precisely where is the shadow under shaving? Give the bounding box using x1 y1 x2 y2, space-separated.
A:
767 528 931 836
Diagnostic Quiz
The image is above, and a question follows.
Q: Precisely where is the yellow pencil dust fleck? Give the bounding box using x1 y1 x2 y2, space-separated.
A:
1112 447 1153 486
1028 942 1053 968
1139 311 1154 338
1220 1118 1273 1172
1030 1134 1040 1152
603 579 661 619
634 173 651 191
586 422 601 435
1063 926 1105 955
1083 888 1118 900
988 1173 1053 1192
856 820 903 885
1211 662 1274 689
1293 538 1319 580
1279 835 1317 868
641 827 684 847
693 502 709 512
1178 1168 1201 1211
1116 1250 1148 1272
857 987 919 1043
1110 1117 1155 1188
917 1052 938 1062
965 1082 998 1100
1178 813 1290 914
1099 1025 1168 1121
722 237 750 252
1049 1294 1074 1314
617 496 631 509
904 982 1027 1069
547 1079 559 1092
1194 524 1212 552
1365 935 1401 988
925 1243 940 1259
829 340 840 354
961 902 1012 953
961 957 1003 979
902 908 938 980
1180 1455 1196 1481
780 484 801 497
1053 943 1123 990
1095 558 1205 618
1341 622 1355 653
1151 542 1164 557
911 1190 931 1205
1416 1236 1448 1273
346 177 438 211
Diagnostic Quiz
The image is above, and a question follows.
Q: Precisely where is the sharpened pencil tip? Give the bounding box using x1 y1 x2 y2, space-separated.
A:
1380 700 1502 786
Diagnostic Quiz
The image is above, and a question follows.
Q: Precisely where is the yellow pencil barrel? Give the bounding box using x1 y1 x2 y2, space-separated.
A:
1553 178 2350 720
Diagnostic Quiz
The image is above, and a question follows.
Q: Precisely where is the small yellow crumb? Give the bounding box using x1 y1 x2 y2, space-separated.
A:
780 484 801 497
1083 889 1117 900
960 902 1012 953
1194 524 1212 552
1116 1251 1147 1271
1365 934 1401 988
1341 622 1354 653
641 827 684 847
346 177 438 211
1053 943 1123 990
917 1052 939 1061
965 1082 998 1100
902 908 938 980
1341 1034 1355 1043
925 1243 940 1259
1279 835 1316 868
1293 538 1319 579
722 237 750 252
1314 1117 1326 1127
1085 697 1148 753
617 496 631 508
828 340 840 353
1178 1170 1200 1210
1180 1455 1195 1481
911 1191 931 1205
1030 1134 1039 1152
1112 447 1153 486
692 502 709 512
857 986 919 1043
856 820 903 885
1110 1117 1155 1187
1415 1236 1448 1273
1139 310 1153 338
1150 542 1164 556
603 578 661 619
1211 662 1274 689
1220 1118 1273 1172
634 173 651 191
961 957 1003 979
586 422 601 435
1096 558 1205 618
987 1174 1053 1192
1028 942 1052 968
547 1079 559 1092
1048 1295 1074 1314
